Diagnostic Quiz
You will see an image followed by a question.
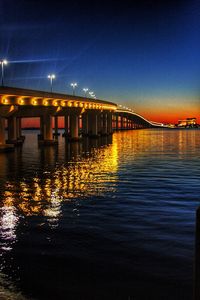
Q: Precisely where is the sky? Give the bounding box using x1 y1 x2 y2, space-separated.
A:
0 0 200 124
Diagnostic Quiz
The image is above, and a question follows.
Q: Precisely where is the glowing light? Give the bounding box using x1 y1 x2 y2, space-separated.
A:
56 106 62 113
70 83 78 96
0 59 8 65
43 100 49 106
0 59 8 86
47 74 56 92
89 91 94 97
83 88 89 97
3 98 8 104
32 100 37 105
70 82 77 88
18 98 24 105
48 74 55 79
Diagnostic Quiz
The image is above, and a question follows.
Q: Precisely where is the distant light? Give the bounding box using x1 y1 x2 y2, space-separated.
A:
47 74 56 92
1 59 8 86
44 100 48 106
70 83 78 96
19 99 24 105
48 74 55 79
71 83 77 87
2 59 8 65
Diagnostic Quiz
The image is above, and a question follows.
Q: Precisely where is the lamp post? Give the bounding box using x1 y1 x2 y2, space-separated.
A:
70 83 77 96
89 91 94 98
47 74 55 92
0 59 8 86
83 88 89 97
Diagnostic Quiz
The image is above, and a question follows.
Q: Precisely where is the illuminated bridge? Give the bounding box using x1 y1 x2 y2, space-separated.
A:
0 86 163 151
115 107 164 129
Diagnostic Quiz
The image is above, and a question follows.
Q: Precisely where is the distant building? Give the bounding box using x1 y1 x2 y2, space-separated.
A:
178 118 197 127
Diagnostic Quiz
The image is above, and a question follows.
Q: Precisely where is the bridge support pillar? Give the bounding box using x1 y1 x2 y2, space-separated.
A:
0 117 5 145
62 115 69 137
16 117 25 142
98 113 105 135
69 113 80 141
54 116 58 135
16 118 21 138
115 115 119 130
6 116 22 145
82 113 89 136
88 112 99 138
125 117 128 129
53 116 60 139
101 113 108 136
0 117 14 152
39 115 57 145
107 112 113 135
121 116 124 129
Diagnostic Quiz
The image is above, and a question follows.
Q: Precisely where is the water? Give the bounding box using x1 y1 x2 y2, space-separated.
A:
0 129 199 300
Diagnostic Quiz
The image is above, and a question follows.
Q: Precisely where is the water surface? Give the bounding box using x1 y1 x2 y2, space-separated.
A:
0 129 199 300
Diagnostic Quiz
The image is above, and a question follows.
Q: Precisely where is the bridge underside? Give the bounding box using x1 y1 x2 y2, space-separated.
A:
0 87 160 152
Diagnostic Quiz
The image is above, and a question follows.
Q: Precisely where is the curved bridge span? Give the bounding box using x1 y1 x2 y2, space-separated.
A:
115 108 164 129
0 87 162 151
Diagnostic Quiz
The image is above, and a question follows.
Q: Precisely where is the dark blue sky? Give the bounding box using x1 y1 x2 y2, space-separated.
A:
0 0 199 122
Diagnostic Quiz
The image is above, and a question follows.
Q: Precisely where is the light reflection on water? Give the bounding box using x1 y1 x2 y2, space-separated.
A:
0 129 199 300
0 134 117 251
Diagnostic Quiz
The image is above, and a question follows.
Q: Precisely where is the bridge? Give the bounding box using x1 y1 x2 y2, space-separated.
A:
0 86 163 151
115 107 164 129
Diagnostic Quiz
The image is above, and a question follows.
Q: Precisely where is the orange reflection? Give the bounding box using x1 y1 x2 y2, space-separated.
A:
0 139 118 237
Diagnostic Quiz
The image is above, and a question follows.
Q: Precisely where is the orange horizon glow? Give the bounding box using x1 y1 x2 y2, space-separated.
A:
133 99 200 124
141 111 200 124
21 109 200 128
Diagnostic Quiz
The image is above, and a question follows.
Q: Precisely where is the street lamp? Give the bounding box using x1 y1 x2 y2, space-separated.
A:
47 74 56 92
89 91 94 97
83 88 89 97
70 83 77 96
0 59 8 86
